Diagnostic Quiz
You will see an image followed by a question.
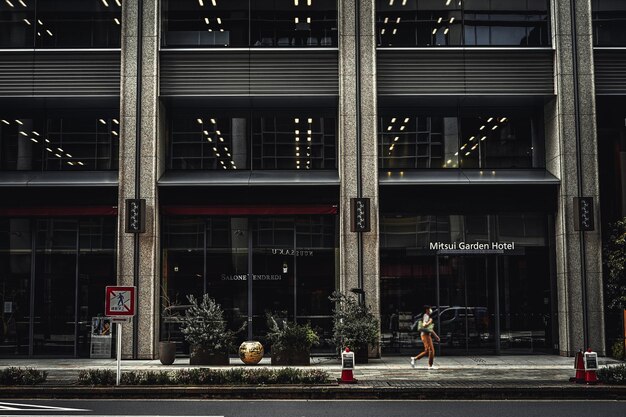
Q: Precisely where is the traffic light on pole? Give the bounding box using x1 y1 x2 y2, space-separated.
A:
350 198 371 233
125 199 146 234
574 197 594 232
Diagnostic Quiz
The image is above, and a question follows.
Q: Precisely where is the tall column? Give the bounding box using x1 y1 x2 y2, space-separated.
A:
338 1 380 355
118 0 162 359
546 0 605 356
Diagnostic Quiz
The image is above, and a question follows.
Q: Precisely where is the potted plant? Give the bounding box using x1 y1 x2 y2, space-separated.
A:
159 291 180 365
329 291 379 363
179 294 234 365
266 313 319 366
604 217 626 359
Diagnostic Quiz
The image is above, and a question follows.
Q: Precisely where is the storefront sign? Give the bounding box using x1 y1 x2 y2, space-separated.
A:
221 274 283 281
430 241 516 254
271 249 314 257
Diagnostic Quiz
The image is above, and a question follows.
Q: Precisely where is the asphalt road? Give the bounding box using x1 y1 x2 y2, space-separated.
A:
0 400 625 417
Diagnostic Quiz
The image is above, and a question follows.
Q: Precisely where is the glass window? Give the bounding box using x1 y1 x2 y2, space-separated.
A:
378 108 545 169
168 110 337 171
161 215 338 353
0 218 32 356
0 0 35 48
250 0 338 47
379 213 554 355
376 0 550 47
161 0 249 48
0 0 121 49
0 109 119 171
161 0 338 48
592 0 626 46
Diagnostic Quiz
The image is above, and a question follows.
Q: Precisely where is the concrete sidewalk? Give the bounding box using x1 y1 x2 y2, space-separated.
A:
2 355 625 400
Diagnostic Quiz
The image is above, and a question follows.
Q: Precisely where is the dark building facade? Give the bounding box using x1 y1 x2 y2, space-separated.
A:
0 0 622 358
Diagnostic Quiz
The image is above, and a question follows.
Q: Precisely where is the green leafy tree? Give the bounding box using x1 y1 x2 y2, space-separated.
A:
604 218 626 310
329 291 379 354
179 294 235 354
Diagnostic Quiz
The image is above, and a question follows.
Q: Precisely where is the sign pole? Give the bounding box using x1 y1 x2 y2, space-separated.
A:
116 322 122 386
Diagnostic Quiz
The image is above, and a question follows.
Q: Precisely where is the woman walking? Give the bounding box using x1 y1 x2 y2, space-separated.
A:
411 305 440 369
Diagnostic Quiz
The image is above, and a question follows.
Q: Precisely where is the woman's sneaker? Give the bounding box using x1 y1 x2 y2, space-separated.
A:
410 357 415 368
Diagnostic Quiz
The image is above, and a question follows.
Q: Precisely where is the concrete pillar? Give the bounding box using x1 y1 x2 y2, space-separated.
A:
117 0 162 359
338 1 380 355
546 0 605 356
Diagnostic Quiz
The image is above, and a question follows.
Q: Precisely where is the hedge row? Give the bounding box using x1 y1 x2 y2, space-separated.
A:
0 367 48 385
597 364 626 385
78 367 331 386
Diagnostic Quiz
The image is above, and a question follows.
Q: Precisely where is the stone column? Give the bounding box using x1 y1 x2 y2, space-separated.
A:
546 0 605 356
338 1 381 356
117 0 162 359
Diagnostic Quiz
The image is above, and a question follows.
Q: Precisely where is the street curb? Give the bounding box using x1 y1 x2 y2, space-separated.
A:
1 385 625 400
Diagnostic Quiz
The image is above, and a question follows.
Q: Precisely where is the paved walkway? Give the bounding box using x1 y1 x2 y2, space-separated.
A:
1 355 622 386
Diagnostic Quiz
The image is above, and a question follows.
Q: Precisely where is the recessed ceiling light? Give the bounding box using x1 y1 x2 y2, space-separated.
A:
30 138 38 143
99 119 107 125
5 1 15 8
197 118 203 124
113 119 119 124
1 120 9 125
32 131 39 136
210 118 216 124
114 18 120 25
101 0 109 7
19 131 28 136
23 19 31 25
78 161 84 166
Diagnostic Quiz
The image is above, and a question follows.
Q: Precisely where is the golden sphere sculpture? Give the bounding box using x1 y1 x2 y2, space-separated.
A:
239 341 264 365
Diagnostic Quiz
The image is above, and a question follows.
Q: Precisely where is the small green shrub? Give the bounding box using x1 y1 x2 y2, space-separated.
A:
78 369 116 385
611 340 625 360
598 364 626 385
0 367 47 385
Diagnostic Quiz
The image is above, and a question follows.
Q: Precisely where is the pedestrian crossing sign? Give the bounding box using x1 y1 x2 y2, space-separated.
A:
105 286 136 317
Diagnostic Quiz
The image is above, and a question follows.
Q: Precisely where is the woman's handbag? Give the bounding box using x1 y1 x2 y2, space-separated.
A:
417 320 435 333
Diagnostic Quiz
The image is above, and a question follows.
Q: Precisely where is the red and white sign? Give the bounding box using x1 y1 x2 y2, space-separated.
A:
105 286 136 317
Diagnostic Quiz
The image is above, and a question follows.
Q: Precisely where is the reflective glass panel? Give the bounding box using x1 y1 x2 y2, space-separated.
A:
161 0 249 48
0 110 120 171
0 218 31 356
250 0 338 47
378 108 545 169
376 0 550 47
161 0 338 48
0 0 121 48
592 0 626 46
168 110 337 171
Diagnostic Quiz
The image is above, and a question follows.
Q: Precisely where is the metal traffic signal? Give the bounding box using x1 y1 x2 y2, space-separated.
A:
574 197 594 232
350 198 371 233
125 199 146 234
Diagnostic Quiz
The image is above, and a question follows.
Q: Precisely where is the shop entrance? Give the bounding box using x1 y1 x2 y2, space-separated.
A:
162 215 337 351
436 255 498 354
380 213 555 356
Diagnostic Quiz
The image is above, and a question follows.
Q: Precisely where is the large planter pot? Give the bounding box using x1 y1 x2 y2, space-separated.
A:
239 341 264 365
189 346 229 366
271 348 310 366
159 341 176 365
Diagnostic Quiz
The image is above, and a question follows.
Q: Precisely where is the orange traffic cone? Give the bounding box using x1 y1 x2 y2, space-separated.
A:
338 347 357 384
570 350 585 383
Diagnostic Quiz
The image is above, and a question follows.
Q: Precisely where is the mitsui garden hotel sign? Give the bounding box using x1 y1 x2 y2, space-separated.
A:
430 241 517 254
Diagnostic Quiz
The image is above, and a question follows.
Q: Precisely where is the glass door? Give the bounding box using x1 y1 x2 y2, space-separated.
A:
436 255 497 355
250 218 295 343
32 219 78 356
